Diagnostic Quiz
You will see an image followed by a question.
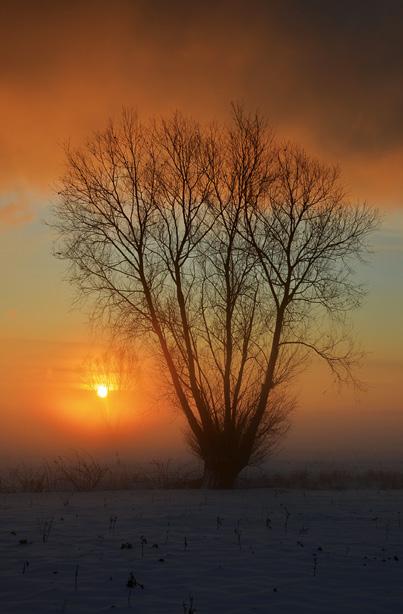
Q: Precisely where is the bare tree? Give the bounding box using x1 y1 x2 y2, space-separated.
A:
53 107 377 488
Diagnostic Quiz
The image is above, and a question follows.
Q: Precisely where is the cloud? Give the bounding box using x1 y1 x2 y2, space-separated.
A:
0 0 402 209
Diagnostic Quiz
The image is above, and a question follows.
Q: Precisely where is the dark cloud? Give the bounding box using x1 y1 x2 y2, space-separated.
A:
0 0 401 206
267 0 403 153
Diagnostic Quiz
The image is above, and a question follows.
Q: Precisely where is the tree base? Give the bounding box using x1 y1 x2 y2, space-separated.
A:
201 465 240 489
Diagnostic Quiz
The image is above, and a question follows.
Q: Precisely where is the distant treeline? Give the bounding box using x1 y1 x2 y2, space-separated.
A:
1 453 403 492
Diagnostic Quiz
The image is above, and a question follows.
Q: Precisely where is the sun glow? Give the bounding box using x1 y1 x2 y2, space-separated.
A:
96 384 109 398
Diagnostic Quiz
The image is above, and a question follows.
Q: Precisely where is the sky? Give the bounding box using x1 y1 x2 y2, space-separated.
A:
0 0 402 467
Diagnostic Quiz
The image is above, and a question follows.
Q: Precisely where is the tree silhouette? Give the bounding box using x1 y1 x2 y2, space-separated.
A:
53 107 377 487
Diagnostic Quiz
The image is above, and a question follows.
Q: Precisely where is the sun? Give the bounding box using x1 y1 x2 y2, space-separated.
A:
96 384 109 398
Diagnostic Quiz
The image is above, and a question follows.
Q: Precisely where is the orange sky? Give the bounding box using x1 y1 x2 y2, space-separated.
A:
0 0 402 466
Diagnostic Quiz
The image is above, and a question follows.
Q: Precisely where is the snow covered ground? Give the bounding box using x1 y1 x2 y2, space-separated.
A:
1 489 402 613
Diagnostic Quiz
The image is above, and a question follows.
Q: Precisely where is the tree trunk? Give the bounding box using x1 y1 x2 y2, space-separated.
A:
201 461 242 489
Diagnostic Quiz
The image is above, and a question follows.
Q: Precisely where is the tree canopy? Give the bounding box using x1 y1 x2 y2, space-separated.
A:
54 107 378 487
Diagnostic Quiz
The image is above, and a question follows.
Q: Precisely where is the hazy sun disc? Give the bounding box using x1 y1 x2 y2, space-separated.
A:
96 384 108 398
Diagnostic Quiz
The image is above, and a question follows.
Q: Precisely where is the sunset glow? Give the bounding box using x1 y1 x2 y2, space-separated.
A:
0 0 401 467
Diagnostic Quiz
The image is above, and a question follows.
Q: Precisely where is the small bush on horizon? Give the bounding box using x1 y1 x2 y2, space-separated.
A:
53 453 109 491
6 462 54 493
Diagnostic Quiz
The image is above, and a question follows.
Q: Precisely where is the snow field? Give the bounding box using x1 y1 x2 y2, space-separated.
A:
1 489 402 612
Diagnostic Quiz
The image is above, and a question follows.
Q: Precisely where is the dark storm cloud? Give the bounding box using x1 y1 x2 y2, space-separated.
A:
266 0 403 153
0 0 402 208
